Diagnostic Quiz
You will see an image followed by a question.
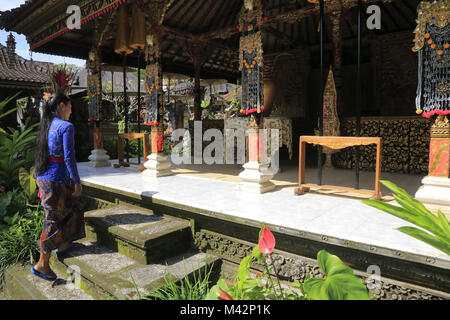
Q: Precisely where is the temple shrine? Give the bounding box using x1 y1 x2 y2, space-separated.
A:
0 0 449 300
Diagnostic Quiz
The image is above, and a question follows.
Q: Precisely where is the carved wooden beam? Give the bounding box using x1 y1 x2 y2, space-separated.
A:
161 25 237 57
201 0 394 40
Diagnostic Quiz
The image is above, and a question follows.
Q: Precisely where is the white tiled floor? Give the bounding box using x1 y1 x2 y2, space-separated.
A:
78 162 450 268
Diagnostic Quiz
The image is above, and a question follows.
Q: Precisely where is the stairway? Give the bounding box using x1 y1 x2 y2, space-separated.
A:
3 204 220 300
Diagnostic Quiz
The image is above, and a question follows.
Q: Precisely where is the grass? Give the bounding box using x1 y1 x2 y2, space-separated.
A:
130 259 217 300
0 208 44 290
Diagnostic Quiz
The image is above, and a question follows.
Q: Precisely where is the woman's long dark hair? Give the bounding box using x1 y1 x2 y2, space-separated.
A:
34 92 71 177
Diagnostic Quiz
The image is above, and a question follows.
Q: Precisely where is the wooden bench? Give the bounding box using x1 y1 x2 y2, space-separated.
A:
294 136 382 199
113 133 150 172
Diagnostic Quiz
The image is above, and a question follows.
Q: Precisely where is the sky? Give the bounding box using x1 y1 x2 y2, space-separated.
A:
0 0 85 67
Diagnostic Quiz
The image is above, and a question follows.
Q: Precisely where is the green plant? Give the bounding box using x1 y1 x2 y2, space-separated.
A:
206 225 370 300
0 207 44 289
0 118 38 190
0 167 40 229
118 120 125 134
0 92 22 122
363 180 450 256
301 250 370 300
130 260 216 300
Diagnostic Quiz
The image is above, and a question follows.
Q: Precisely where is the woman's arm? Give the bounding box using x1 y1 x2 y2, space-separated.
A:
62 123 81 185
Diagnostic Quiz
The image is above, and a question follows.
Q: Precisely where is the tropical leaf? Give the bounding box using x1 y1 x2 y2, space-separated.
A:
396 226 450 255
303 250 370 300
0 92 22 120
363 180 450 256
18 167 36 198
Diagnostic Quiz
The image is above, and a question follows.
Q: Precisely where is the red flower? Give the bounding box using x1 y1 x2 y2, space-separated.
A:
256 272 262 277
0 186 5 193
258 226 275 255
218 289 233 300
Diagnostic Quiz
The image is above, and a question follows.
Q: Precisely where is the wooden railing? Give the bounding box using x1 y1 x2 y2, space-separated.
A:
294 136 382 199
113 133 149 172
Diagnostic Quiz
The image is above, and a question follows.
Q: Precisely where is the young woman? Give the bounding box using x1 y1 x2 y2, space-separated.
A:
32 92 85 281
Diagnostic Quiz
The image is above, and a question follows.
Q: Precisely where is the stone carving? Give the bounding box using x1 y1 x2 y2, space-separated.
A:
194 230 446 300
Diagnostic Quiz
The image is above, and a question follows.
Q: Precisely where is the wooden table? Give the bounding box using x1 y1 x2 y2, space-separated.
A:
294 136 382 199
113 133 150 172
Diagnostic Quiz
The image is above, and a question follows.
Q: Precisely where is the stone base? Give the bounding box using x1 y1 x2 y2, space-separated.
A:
415 176 450 220
88 149 110 167
142 153 173 178
238 161 275 194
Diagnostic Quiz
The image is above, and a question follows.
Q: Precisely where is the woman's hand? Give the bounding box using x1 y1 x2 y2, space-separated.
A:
72 184 82 197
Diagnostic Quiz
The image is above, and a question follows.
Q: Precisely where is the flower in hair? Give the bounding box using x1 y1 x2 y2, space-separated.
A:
43 92 52 101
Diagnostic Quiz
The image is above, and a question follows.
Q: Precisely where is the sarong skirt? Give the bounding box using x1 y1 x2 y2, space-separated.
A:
36 177 85 253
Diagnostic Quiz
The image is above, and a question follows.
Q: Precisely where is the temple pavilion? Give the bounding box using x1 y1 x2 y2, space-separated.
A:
0 0 449 300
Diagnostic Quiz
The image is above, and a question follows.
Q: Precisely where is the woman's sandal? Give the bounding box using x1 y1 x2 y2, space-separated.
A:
30 267 57 282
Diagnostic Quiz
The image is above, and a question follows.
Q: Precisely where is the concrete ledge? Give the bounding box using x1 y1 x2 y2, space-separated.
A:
85 205 192 264
50 240 221 300
3 264 93 300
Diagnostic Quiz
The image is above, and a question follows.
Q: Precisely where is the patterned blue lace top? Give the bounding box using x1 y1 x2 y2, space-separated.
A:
37 117 81 185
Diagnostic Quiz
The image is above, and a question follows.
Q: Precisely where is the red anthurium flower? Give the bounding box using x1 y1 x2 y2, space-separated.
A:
218 288 233 300
258 226 275 255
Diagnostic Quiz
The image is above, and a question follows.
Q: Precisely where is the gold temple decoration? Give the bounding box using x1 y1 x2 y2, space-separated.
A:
431 115 450 139
315 67 340 168
130 2 146 50
239 32 264 71
412 0 450 117
239 0 265 123
114 5 133 55
412 0 450 53
239 0 264 29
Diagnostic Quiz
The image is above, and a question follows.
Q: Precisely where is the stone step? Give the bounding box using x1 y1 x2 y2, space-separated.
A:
84 204 193 264
3 264 94 300
49 240 221 300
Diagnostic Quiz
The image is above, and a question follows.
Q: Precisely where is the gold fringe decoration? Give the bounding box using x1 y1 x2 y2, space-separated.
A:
114 5 133 55
130 3 146 50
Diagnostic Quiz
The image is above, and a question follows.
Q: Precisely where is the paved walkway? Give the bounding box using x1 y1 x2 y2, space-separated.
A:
77 161 450 270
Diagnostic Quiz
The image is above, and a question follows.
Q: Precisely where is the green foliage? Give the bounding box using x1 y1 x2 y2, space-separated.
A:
0 118 38 189
225 89 241 115
206 225 370 300
201 99 211 109
0 168 39 228
103 136 144 160
117 120 125 134
363 180 450 256
131 260 216 300
18 167 37 199
0 92 22 122
301 250 370 300
0 207 44 289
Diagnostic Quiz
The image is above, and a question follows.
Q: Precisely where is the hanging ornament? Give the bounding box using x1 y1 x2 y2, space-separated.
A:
413 0 450 118
87 49 100 122
130 3 146 50
114 4 133 55
239 0 264 124
144 34 161 127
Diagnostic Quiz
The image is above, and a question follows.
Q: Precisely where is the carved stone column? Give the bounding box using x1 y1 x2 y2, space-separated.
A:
142 1 174 178
238 116 275 193
415 116 450 219
237 0 275 194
